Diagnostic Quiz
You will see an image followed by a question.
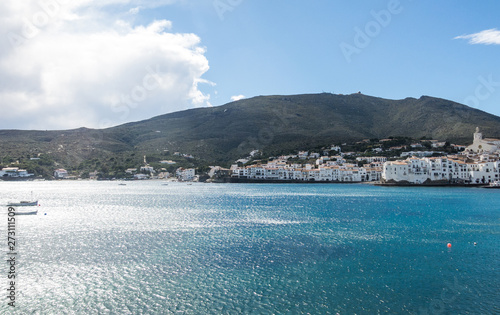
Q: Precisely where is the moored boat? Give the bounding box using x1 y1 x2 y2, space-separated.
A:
7 200 38 207
6 199 39 215
14 208 39 215
483 181 500 189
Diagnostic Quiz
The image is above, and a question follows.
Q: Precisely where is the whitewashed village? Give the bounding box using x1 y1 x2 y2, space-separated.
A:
1 127 499 185
226 127 500 185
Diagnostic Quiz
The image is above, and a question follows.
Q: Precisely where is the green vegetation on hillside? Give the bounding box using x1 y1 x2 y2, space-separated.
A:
1 93 499 178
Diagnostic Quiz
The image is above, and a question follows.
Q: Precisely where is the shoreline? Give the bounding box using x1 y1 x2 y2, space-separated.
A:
372 182 487 188
212 177 493 187
1 177 495 188
214 178 363 184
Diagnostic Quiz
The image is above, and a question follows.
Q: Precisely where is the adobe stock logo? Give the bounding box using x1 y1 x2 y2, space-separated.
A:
97 64 163 129
463 75 500 108
213 0 243 21
7 0 67 49
340 0 405 63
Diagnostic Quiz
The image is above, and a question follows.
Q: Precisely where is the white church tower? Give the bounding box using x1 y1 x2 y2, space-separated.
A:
465 126 500 155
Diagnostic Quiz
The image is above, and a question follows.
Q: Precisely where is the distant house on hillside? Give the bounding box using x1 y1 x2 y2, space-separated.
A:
134 174 148 180
0 167 33 179
298 151 309 159
54 169 68 179
159 160 177 165
140 166 155 173
125 168 138 174
89 170 99 180
432 142 447 148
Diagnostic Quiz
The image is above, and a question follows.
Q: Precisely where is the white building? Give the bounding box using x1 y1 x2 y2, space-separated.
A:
355 156 387 163
54 169 68 179
431 142 447 148
157 172 170 179
465 127 500 155
382 157 499 184
134 174 149 180
140 165 155 173
159 160 177 165
326 156 346 166
298 151 309 159
235 159 250 164
89 170 99 180
400 151 436 158
231 162 381 182
467 161 500 184
125 168 138 174
176 168 195 181
0 167 33 178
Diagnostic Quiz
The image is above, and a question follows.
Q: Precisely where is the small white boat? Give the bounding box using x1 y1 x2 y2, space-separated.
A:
7 200 38 207
484 181 500 189
6 199 39 215
14 209 38 215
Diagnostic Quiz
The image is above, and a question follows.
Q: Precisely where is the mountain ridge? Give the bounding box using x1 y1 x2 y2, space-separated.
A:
1 93 500 171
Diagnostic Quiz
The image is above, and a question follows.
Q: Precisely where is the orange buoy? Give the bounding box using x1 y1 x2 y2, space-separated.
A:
447 243 452 248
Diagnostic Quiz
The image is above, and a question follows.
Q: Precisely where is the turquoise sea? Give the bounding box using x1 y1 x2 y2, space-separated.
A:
0 181 499 314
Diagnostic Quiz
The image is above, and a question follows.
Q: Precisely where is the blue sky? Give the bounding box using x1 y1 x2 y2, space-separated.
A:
1 0 499 129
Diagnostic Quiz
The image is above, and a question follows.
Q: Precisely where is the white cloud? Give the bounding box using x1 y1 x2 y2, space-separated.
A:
454 28 500 45
0 0 213 130
230 94 245 102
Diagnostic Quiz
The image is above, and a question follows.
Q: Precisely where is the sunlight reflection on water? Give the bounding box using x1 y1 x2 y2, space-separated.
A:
0 181 498 314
